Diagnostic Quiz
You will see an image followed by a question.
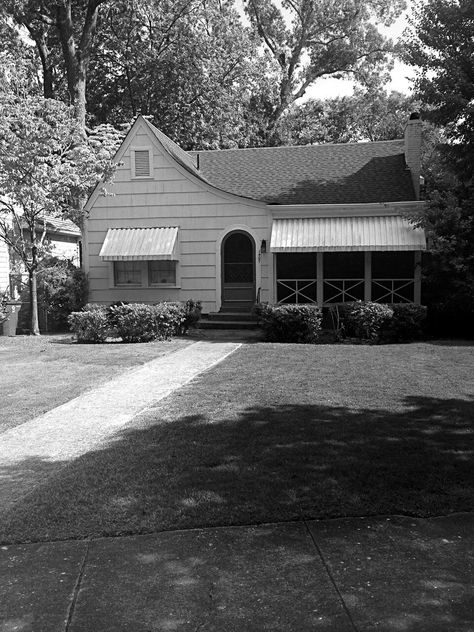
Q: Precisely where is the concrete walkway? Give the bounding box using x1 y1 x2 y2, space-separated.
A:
1 513 473 632
0 340 241 510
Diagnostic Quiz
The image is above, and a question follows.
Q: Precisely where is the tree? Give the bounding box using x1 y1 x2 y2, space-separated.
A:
277 89 417 145
244 0 406 141
0 90 120 334
2 0 109 127
87 0 276 149
403 0 474 180
402 0 474 334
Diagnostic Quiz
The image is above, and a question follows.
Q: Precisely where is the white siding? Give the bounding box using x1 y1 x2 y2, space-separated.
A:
49 234 80 265
0 240 9 294
85 120 271 311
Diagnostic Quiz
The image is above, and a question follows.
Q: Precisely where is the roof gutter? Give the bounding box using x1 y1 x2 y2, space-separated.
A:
268 200 426 218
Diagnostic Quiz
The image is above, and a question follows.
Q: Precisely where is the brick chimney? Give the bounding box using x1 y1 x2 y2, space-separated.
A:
404 112 422 199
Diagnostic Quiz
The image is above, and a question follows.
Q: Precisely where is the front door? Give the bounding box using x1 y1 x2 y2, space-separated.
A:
221 231 255 312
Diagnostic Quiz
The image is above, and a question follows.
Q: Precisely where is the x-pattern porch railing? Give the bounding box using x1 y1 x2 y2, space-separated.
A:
372 279 414 303
323 279 364 303
277 277 415 304
277 279 317 304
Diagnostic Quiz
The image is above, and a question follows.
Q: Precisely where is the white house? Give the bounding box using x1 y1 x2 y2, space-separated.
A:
83 114 426 314
0 217 81 300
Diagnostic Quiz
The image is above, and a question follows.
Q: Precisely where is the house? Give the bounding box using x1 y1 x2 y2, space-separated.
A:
0 217 81 299
83 114 426 314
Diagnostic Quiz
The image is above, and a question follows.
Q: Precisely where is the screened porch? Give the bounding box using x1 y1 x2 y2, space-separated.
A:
275 251 422 305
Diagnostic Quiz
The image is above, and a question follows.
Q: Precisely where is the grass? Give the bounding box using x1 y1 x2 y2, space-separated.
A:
0 334 192 433
1 340 473 544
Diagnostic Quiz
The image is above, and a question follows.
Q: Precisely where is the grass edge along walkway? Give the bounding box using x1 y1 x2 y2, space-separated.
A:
0 340 241 512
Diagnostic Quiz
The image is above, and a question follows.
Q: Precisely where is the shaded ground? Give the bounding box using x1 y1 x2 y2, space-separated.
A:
1 342 472 544
0 334 191 432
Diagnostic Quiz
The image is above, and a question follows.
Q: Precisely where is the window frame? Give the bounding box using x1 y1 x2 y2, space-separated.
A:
113 260 143 287
131 146 153 179
147 260 178 287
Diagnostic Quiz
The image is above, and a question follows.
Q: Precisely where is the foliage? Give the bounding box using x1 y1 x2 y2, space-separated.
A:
182 299 202 333
278 89 417 145
68 308 110 343
106 303 186 342
2 0 109 127
244 0 405 139
36 258 88 330
87 0 276 149
338 301 394 341
403 0 474 180
0 80 121 333
254 303 322 343
381 304 428 342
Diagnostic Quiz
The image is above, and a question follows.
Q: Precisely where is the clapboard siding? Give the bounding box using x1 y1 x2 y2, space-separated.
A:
86 118 271 311
0 240 9 293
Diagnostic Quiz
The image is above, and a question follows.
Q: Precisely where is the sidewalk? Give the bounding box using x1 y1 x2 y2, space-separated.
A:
1 513 473 632
0 340 241 511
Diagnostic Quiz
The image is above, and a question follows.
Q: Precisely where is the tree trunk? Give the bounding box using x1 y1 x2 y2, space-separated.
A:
29 268 40 336
74 64 87 130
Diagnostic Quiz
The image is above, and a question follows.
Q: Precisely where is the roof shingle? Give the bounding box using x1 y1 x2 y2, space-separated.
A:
191 140 415 205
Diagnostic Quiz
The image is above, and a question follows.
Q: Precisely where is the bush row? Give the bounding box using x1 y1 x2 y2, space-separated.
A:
334 301 427 342
68 300 201 343
253 301 427 344
253 303 323 343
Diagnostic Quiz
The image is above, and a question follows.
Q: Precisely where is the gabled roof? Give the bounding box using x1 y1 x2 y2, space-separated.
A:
42 217 81 236
190 140 416 205
142 118 212 185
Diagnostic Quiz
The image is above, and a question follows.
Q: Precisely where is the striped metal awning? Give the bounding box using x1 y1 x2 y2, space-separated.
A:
270 216 426 252
99 227 179 261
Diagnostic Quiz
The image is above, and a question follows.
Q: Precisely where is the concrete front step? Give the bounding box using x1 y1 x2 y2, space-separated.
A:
198 319 260 330
206 312 257 322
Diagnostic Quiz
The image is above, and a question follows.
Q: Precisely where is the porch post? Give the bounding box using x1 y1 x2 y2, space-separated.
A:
414 250 422 305
364 251 371 301
316 252 324 306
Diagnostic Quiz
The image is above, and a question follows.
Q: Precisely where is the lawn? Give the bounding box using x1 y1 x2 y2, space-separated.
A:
1 341 473 544
0 334 192 433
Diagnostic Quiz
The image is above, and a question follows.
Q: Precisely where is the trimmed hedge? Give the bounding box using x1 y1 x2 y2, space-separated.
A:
68 308 110 343
338 301 394 341
337 301 427 343
68 300 201 343
107 303 185 342
254 303 322 343
381 304 428 342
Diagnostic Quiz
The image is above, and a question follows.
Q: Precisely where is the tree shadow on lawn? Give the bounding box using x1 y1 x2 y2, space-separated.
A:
1 395 473 544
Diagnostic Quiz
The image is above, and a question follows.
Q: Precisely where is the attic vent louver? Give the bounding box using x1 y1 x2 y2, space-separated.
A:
134 150 151 177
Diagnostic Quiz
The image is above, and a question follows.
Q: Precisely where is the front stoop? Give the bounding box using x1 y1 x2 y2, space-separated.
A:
198 312 260 330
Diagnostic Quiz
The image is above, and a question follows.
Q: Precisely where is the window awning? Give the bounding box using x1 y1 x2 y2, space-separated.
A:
99 227 179 261
270 216 426 252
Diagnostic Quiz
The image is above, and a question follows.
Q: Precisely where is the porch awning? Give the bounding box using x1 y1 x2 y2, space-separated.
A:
270 216 426 252
99 227 179 261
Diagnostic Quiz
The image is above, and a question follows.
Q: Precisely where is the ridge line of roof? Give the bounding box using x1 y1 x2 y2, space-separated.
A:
189 138 404 154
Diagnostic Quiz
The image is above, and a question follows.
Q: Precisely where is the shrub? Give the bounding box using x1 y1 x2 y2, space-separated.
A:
381 304 428 342
339 301 394 341
68 307 109 343
183 299 202 332
254 303 322 343
108 303 186 342
38 258 88 331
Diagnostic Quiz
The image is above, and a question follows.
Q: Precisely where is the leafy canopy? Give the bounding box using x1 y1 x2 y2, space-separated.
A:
244 0 406 137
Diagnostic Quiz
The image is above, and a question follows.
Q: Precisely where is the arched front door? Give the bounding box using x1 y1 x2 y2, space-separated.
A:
221 231 255 312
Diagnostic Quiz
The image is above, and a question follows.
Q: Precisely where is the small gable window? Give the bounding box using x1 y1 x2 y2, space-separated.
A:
132 148 152 178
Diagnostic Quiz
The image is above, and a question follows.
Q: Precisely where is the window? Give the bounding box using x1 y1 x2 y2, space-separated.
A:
148 261 176 285
114 261 142 285
132 148 152 177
